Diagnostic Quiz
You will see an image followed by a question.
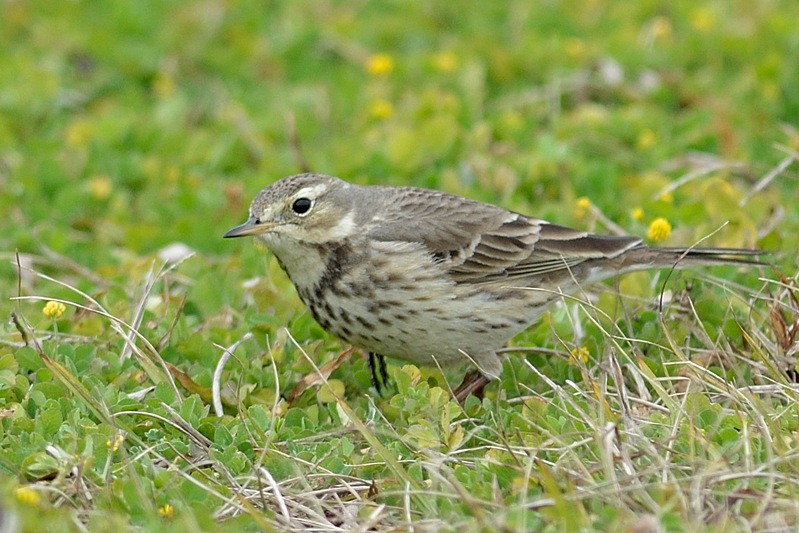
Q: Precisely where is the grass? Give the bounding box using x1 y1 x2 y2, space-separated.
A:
2 1 799 531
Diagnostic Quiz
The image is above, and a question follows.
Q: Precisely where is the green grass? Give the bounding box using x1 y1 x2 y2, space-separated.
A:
2 1 799 531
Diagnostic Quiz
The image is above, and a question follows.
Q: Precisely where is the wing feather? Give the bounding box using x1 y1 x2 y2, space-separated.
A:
365 186 642 284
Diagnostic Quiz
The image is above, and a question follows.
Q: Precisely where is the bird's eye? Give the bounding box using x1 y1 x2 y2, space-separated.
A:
291 197 313 215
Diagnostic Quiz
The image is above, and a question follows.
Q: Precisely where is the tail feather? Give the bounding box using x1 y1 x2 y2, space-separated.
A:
661 247 765 265
619 246 767 271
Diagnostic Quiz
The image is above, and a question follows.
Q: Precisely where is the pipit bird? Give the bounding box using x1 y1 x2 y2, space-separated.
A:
225 173 762 402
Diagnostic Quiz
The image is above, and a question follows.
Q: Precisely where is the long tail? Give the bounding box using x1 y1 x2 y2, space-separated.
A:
618 245 767 272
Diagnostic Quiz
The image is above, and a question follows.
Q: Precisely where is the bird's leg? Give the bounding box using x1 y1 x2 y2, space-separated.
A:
377 353 389 388
368 352 390 394
453 369 491 404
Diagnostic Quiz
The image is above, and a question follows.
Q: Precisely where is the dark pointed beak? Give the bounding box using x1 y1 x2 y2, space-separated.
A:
224 218 272 238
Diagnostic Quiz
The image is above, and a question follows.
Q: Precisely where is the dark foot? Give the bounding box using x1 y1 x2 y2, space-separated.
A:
453 369 491 404
368 352 390 394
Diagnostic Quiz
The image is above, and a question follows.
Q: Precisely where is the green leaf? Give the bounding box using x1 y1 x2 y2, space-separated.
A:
15 346 42 372
35 402 63 438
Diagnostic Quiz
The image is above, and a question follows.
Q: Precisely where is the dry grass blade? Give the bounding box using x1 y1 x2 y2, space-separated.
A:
740 153 796 206
41 350 116 430
287 347 354 404
211 332 253 416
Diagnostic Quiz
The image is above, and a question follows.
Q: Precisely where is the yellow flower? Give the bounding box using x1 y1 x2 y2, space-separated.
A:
106 433 125 452
65 119 94 149
631 207 644 221
365 53 394 76
574 103 608 127
575 197 591 218
658 192 674 204
153 72 176 98
570 346 590 364
691 8 715 32
43 301 66 319
651 16 672 41
158 503 174 518
565 38 586 59
88 175 112 200
368 99 394 120
15 486 41 506
432 51 458 73
647 217 672 242
637 129 657 151
166 165 181 182
761 80 779 101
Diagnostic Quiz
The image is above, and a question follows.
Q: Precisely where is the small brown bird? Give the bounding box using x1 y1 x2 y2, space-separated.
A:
225 173 762 401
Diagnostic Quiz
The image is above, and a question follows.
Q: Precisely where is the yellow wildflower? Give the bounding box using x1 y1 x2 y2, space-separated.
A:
106 433 125 452
691 8 715 32
570 346 590 364
88 175 112 200
761 81 779 101
368 99 394 120
166 165 180 182
631 207 644 221
65 119 94 149
647 217 672 242
575 103 608 127
658 192 674 204
575 197 591 218
158 503 174 518
637 129 657 151
15 486 41 505
432 51 458 73
365 54 394 76
43 301 66 319
651 16 672 41
565 38 586 59
153 72 176 98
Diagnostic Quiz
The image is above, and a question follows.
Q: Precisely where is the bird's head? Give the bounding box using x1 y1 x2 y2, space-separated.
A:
224 173 359 245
